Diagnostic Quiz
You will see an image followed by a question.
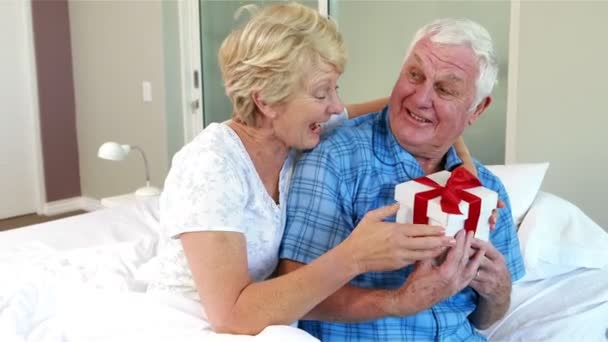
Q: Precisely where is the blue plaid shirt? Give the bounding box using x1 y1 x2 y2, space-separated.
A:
280 108 525 342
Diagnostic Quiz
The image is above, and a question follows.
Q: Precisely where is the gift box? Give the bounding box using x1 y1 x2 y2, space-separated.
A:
394 167 498 241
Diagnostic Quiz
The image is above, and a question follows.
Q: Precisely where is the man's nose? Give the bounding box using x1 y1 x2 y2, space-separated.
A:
411 82 433 109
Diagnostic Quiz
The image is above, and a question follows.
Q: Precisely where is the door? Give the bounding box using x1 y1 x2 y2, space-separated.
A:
0 1 40 219
198 0 319 126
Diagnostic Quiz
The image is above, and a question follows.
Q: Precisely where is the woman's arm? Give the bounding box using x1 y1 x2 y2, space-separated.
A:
181 231 358 335
345 97 389 118
453 136 477 177
181 205 450 335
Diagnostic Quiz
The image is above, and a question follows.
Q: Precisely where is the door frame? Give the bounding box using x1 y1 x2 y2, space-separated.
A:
177 0 203 143
504 0 520 164
16 1 46 215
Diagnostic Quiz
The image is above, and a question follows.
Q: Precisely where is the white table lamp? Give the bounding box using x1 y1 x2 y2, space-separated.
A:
97 141 161 197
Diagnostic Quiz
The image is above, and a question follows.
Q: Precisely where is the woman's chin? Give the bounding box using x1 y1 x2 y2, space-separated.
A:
297 136 321 151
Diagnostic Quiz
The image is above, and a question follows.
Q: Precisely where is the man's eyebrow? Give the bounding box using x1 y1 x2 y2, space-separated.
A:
441 74 465 84
413 53 423 66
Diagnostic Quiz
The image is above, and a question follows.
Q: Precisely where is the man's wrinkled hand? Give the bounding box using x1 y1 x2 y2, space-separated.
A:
389 230 486 316
469 238 511 304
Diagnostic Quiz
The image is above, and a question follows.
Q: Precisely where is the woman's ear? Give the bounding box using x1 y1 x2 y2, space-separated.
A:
251 91 277 119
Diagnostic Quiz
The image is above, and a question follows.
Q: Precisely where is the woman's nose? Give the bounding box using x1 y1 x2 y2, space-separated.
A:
328 93 344 115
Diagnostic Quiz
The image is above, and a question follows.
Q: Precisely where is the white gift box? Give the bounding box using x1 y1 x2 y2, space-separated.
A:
394 170 498 241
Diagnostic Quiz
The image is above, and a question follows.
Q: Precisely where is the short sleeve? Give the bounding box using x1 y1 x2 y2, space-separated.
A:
160 149 247 239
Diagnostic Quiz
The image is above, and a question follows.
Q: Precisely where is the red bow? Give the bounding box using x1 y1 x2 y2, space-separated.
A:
413 167 483 232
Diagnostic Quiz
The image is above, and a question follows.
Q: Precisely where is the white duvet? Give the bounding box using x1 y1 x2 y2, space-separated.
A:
0 194 607 341
0 200 317 342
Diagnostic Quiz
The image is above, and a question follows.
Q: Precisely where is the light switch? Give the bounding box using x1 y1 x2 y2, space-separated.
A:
142 81 152 102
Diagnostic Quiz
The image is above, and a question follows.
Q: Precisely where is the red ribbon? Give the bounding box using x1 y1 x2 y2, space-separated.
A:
412 167 483 233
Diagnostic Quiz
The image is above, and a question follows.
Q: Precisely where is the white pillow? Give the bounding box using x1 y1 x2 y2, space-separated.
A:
486 163 549 225
516 191 608 281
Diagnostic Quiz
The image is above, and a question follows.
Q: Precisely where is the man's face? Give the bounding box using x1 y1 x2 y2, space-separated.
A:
389 38 488 158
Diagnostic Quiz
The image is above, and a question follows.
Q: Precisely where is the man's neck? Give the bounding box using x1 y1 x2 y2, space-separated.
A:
415 155 446 175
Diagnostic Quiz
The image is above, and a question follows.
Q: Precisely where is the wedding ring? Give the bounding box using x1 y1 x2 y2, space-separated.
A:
476 270 480 278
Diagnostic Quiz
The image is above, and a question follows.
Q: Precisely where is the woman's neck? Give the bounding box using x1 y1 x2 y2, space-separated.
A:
228 120 289 202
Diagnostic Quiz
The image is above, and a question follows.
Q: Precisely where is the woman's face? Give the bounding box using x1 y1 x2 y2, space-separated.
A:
271 66 344 150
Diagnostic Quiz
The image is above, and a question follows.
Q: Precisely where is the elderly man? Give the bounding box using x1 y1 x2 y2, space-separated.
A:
279 18 525 341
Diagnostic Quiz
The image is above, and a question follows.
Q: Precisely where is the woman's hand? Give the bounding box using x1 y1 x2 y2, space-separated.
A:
489 200 505 230
339 203 456 274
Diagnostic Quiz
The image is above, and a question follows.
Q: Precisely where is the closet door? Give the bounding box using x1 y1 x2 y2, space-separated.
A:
329 0 511 164
0 1 39 219
198 0 318 126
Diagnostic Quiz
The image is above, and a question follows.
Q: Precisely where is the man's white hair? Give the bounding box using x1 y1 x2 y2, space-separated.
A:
404 18 498 110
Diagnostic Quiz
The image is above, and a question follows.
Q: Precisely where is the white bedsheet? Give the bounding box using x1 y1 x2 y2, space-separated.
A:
0 199 318 342
481 268 608 341
0 198 160 251
1 194 607 341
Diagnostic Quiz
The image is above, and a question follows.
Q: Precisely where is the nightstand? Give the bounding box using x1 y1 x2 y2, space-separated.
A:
100 193 140 208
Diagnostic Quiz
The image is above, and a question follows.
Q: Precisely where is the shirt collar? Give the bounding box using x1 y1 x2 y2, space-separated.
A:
372 106 463 177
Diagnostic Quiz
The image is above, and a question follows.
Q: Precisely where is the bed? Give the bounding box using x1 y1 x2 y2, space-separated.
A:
1 164 607 341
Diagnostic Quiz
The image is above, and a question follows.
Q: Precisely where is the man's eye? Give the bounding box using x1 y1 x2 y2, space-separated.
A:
436 85 453 96
315 94 327 100
409 70 422 82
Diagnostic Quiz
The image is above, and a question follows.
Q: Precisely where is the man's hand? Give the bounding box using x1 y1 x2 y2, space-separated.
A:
467 238 512 329
389 230 485 316
469 238 511 303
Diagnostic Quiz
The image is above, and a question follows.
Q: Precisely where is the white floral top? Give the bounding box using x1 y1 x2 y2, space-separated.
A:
147 112 347 302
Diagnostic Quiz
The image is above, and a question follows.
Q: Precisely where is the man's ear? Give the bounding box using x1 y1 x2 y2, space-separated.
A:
251 91 277 119
468 96 492 126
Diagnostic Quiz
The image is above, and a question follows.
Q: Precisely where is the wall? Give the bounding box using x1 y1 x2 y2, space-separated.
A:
516 1 608 229
69 0 169 199
31 0 81 202
331 0 510 165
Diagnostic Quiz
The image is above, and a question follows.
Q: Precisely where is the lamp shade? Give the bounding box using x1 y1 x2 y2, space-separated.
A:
97 142 131 161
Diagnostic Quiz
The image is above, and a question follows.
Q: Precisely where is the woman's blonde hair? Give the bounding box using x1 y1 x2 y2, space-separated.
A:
219 2 346 125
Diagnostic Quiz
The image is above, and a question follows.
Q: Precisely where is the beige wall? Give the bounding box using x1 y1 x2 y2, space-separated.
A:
516 1 608 229
69 1 169 199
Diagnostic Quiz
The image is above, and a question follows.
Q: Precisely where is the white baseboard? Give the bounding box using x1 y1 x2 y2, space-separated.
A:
41 196 103 216
80 197 104 212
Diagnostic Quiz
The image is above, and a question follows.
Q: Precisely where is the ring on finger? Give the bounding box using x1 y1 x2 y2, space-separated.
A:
476 270 480 278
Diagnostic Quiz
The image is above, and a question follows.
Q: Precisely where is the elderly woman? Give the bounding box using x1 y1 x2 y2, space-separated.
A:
148 3 479 339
